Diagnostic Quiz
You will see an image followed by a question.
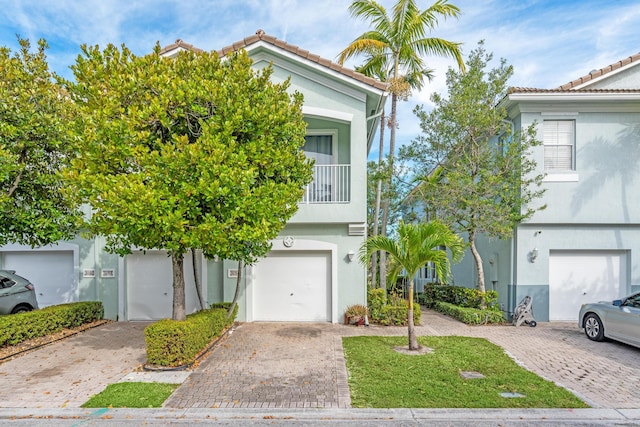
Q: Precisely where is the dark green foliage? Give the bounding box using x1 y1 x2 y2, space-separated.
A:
0 302 103 347
367 288 421 326
417 283 499 310
433 301 505 325
144 304 237 367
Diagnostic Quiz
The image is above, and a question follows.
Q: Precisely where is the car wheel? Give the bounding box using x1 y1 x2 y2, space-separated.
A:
584 313 605 341
10 305 32 314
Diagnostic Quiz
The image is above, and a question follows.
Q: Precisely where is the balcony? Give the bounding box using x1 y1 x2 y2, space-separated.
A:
301 164 351 204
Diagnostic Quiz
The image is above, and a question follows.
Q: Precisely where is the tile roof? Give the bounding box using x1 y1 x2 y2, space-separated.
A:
557 51 640 90
508 87 640 94
506 51 640 95
158 39 203 55
160 30 388 92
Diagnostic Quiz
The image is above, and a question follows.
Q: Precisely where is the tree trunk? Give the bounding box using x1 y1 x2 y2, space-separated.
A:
379 93 398 291
407 279 419 350
370 111 385 288
171 253 186 321
227 260 243 318
469 233 486 295
191 249 205 310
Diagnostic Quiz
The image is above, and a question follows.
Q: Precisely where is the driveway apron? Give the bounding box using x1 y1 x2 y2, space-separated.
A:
0 322 149 408
163 322 351 409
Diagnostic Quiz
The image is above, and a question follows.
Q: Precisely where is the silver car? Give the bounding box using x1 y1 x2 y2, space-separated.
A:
0 270 39 314
579 291 640 348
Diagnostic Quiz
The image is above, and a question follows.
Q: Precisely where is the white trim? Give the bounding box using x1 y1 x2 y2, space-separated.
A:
246 239 339 323
302 106 353 123
540 112 579 117
543 173 580 182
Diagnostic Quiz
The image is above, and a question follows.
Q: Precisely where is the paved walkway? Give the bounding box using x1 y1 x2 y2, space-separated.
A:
1 311 639 410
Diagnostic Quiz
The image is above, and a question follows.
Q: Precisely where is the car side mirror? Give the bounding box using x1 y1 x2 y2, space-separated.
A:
613 299 623 307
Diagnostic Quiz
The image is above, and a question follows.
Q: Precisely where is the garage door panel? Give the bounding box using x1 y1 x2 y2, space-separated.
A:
126 251 200 320
253 251 330 322
549 251 626 321
2 251 75 307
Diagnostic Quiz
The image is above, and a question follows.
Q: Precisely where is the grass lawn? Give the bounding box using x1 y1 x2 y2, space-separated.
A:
343 336 589 408
82 382 179 408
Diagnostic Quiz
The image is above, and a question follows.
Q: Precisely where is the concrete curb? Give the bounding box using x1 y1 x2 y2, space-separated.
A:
0 407 639 422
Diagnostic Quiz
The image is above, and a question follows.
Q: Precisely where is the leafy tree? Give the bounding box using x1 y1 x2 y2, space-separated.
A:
0 38 81 247
360 220 463 350
401 42 545 293
65 44 313 320
338 0 464 289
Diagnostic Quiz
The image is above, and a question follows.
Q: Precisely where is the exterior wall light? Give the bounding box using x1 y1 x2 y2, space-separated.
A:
529 248 539 263
347 250 355 262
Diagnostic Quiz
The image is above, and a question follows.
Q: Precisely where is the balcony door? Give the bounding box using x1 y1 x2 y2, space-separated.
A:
304 132 336 203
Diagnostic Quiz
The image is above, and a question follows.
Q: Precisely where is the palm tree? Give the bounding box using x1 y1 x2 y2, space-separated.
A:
359 220 464 350
339 0 465 290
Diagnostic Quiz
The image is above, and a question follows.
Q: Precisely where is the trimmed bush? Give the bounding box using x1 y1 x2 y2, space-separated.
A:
434 301 505 325
144 304 237 368
367 288 421 326
417 283 500 311
0 301 104 347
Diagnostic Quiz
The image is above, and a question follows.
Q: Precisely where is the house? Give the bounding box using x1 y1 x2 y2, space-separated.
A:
450 51 640 321
0 31 387 322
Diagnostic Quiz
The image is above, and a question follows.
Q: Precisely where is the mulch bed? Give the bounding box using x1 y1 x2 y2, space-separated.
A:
0 319 111 363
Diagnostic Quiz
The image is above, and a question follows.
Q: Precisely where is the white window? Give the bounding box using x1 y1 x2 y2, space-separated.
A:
543 120 575 171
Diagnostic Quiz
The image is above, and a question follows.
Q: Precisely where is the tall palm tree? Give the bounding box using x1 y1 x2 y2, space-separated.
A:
359 220 464 350
338 0 464 290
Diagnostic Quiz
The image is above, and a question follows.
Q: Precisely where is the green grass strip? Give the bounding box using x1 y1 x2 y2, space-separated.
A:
82 382 180 408
343 336 589 409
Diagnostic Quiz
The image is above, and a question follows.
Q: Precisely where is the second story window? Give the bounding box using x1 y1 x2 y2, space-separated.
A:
543 120 575 171
303 135 333 165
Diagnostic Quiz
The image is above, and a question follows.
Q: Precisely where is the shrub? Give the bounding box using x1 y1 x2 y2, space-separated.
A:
144 304 237 368
367 288 421 326
418 283 499 311
434 301 505 325
0 301 104 347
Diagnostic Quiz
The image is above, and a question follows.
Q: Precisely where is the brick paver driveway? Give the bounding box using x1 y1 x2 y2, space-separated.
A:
165 311 640 409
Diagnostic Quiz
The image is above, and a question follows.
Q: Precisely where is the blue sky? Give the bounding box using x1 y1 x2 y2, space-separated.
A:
2 0 639 159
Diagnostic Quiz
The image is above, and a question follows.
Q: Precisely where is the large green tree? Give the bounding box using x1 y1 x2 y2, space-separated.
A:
402 42 545 293
0 38 80 247
338 0 464 289
360 220 463 350
65 44 313 320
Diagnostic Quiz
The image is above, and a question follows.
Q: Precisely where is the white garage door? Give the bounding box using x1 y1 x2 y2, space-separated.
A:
2 251 75 307
126 251 201 320
253 251 330 322
549 251 627 321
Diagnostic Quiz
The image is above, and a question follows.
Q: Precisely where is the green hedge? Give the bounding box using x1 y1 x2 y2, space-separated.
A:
367 288 421 326
434 301 505 325
417 283 500 311
144 304 237 368
0 301 104 347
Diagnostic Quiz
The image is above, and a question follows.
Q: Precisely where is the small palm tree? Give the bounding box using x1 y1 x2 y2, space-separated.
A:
359 220 464 350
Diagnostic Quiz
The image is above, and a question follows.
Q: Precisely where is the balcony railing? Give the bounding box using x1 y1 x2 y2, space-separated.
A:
301 164 350 204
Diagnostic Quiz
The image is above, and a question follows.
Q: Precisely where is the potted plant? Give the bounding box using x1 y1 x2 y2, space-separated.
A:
344 304 369 326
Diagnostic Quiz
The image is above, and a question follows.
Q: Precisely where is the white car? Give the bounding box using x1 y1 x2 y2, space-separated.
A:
579 291 640 348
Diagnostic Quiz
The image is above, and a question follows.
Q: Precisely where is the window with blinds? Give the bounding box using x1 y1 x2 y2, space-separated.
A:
543 120 575 171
